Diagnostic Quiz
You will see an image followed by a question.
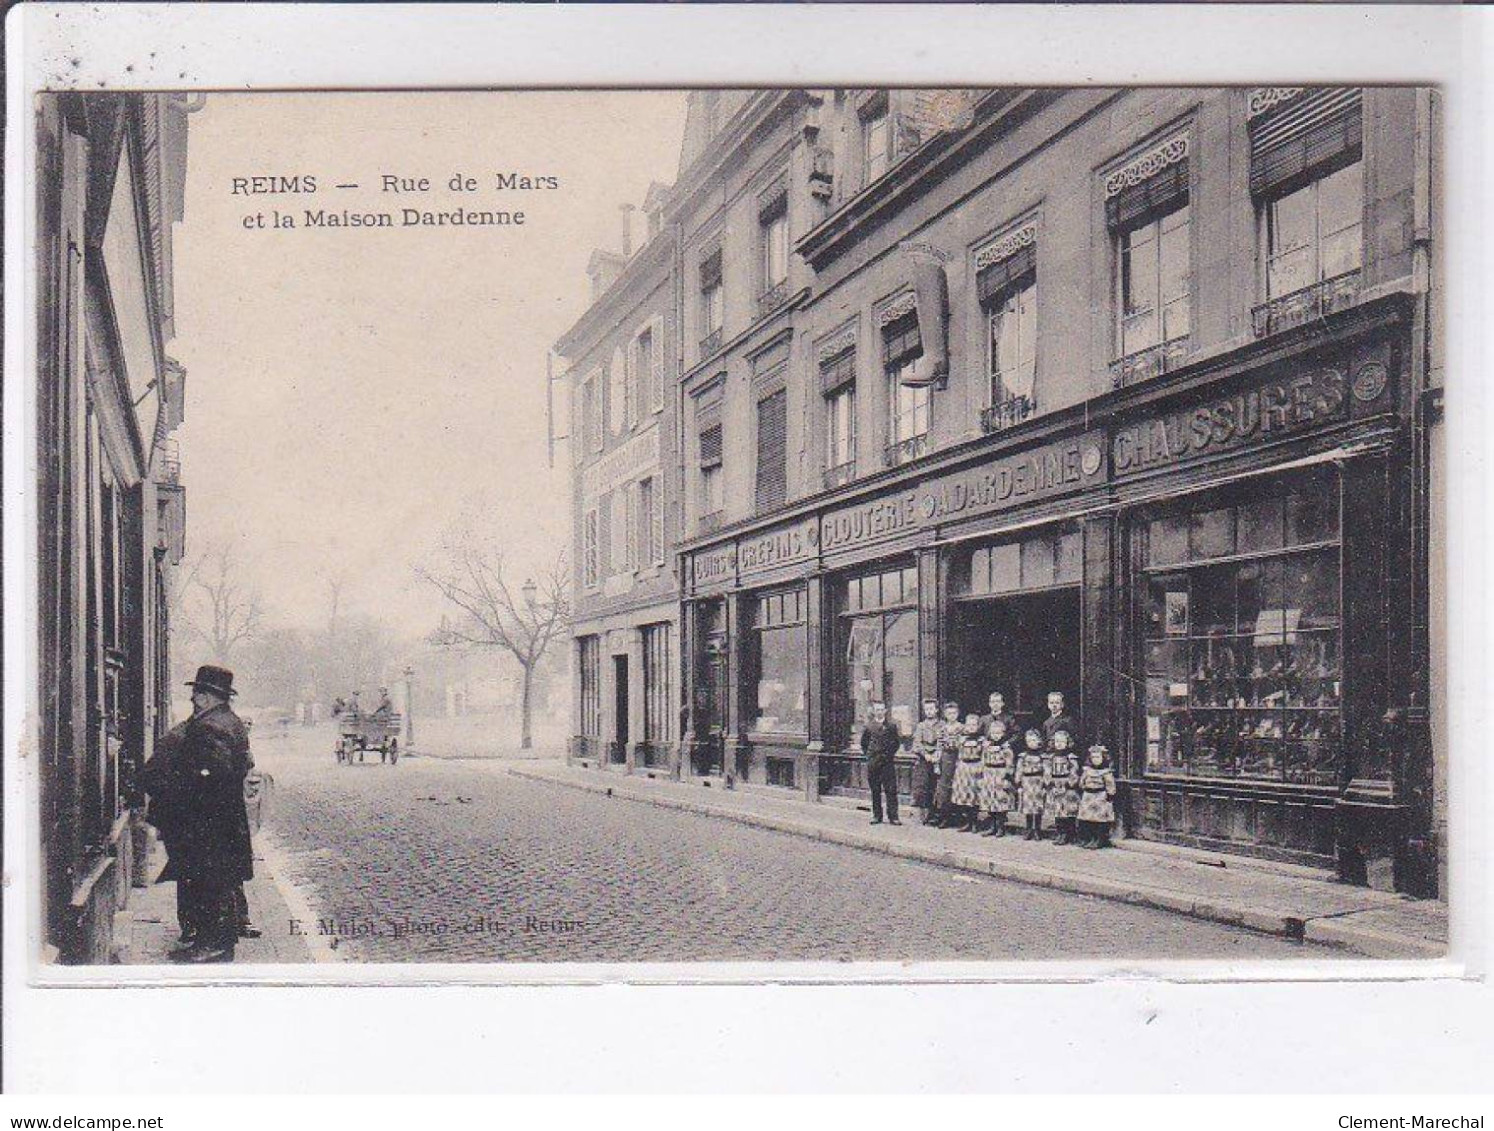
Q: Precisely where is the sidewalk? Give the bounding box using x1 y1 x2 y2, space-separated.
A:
119 830 315 965
509 760 1449 960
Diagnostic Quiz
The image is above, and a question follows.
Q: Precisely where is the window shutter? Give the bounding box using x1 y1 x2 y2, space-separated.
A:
755 388 788 511
624 345 637 430
598 492 612 576
1249 88 1363 197
651 479 665 563
758 176 788 222
699 421 723 468
700 247 722 289
1106 159 1189 231
976 243 1037 306
819 348 857 393
649 317 665 412
882 312 923 368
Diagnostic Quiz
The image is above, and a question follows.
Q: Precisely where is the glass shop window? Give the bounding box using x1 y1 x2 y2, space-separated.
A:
750 588 808 735
1140 473 1342 787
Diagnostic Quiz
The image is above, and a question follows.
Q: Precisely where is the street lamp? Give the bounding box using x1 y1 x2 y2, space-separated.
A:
403 665 415 753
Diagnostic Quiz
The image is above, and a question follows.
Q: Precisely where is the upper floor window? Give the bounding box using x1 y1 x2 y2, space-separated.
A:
882 307 929 464
820 345 857 482
1119 205 1191 360
976 226 1038 426
1265 161 1362 299
862 97 892 184
582 508 599 588
581 374 603 453
699 247 724 348
637 476 664 567
634 321 664 416
755 385 788 513
1248 88 1364 334
1105 131 1191 385
699 420 724 518
759 179 790 297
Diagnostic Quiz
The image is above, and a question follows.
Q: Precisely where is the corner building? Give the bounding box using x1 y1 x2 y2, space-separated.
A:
558 186 683 777
658 87 1442 895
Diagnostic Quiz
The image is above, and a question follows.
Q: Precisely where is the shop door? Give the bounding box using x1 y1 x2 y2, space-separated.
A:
950 587 1082 734
693 600 728 774
612 655 629 763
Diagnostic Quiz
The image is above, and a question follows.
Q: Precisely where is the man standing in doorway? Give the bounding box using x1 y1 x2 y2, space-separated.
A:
165 664 255 963
860 702 903 827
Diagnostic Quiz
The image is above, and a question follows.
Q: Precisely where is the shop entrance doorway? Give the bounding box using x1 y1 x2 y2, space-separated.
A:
948 587 1082 735
612 655 630 764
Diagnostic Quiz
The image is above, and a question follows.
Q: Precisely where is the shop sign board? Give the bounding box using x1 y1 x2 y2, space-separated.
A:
581 424 660 502
1111 367 1347 476
691 544 737 590
738 517 819 577
819 430 1107 554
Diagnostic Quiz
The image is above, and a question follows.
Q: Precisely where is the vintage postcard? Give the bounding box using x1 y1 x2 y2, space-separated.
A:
19 78 1452 976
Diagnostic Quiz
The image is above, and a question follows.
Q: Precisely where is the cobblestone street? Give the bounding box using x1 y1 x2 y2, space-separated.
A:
254 727 1334 963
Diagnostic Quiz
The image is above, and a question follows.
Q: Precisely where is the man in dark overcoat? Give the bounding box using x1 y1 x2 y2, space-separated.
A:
161 664 255 963
859 702 903 827
141 717 193 946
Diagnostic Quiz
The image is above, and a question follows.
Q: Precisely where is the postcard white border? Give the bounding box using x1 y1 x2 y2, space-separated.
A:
5 1 1492 1093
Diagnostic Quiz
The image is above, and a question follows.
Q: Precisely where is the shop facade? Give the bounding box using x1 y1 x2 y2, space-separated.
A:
680 292 1431 891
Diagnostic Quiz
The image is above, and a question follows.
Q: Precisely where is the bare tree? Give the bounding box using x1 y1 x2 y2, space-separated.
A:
181 539 265 666
416 534 570 749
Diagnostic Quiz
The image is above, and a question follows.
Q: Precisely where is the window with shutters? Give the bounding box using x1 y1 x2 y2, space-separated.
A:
1250 89 1364 336
699 420 724 521
581 374 602 453
578 636 601 738
583 508 599 588
976 231 1038 429
862 95 892 185
637 320 664 414
638 477 663 568
755 386 788 513
1105 132 1191 388
821 346 857 484
883 309 929 465
700 247 724 352
642 623 672 744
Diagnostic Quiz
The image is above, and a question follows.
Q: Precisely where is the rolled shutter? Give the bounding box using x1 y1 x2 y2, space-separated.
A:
976 243 1037 306
819 348 857 393
758 176 788 222
1249 88 1362 196
755 388 788 511
699 422 723 468
700 247 722 289
1106 159 1189 231
882 312 923 368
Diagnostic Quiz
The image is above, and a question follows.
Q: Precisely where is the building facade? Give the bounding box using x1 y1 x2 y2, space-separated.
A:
664 87 1441 895
35 92 197 962
558 189 683 776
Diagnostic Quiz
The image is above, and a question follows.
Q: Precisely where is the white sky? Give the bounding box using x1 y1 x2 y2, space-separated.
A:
170 90 688 636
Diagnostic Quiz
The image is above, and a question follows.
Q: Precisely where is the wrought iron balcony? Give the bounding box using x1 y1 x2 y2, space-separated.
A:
1251 269 1362 339
1110 335 1191 390
757 281 789 321
823 461 857 490
699 328 723 357
980 394 1033 435
883 433 929 469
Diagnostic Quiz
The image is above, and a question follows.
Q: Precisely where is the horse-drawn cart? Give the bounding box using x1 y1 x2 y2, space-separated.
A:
335 710 402 764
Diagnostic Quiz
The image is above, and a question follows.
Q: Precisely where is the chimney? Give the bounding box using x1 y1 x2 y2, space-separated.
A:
620 203 636 258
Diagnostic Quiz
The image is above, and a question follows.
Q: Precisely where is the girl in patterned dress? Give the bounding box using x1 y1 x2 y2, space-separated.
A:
1077 744 1118 849
978 717 1016 837
1016 727 1049 841
948 714 985 832
1045 729 1082 845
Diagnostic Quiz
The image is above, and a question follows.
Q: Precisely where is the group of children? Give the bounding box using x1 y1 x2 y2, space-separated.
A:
907 692 1118 849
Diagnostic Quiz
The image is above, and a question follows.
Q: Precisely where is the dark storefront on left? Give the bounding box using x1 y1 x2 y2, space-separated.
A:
34 92 196 963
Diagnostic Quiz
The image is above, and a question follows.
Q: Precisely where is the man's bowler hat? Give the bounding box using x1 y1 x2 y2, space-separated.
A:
186 664 237 699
